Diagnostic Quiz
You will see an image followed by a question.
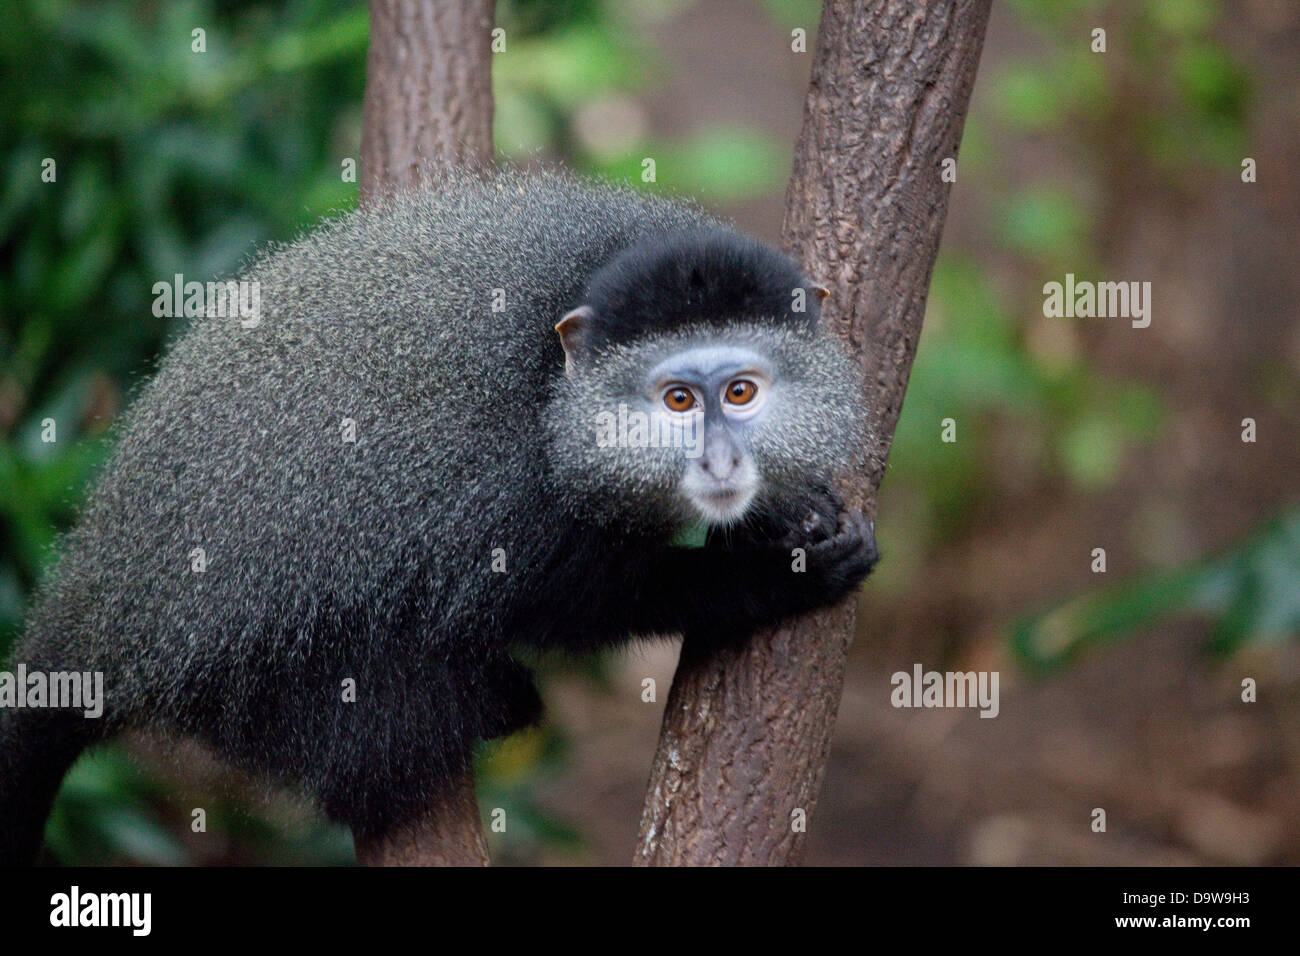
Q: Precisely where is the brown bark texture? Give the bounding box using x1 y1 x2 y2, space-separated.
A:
352 770 491 866
635 0 993 866
353 0 497 866
360 0 496 203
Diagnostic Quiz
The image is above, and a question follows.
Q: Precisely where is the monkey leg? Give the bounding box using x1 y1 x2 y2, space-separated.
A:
0 707 102 864
471 655 543 741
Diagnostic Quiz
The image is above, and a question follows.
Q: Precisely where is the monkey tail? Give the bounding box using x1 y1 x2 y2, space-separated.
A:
0 707 94 865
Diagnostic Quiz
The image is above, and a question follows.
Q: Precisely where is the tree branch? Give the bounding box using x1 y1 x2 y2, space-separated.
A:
635 0 993 866
353 0 497 866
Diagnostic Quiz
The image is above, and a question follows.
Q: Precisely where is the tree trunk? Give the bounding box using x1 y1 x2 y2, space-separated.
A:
353 0 497 866
360 0 496 203
635 0 993 866
353 772 491 866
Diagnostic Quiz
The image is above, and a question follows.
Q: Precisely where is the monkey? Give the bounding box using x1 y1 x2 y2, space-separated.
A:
0 170 878 864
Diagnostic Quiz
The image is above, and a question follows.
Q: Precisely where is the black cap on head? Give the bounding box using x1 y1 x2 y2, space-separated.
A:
578 227 821 353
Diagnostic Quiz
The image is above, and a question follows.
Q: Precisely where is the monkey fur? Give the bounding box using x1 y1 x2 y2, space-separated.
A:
0 171 877 863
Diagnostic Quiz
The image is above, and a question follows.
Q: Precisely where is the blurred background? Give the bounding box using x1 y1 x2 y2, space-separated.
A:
1 0 1297 864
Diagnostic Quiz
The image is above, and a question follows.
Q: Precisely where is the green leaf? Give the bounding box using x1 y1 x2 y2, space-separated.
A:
1012 508 1300 670
999 187 1089 264
597 128 785 203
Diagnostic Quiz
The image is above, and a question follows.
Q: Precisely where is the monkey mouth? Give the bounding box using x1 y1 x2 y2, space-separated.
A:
687 485 756 525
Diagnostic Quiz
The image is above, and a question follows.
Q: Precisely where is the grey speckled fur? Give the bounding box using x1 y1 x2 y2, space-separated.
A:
1 170 871 859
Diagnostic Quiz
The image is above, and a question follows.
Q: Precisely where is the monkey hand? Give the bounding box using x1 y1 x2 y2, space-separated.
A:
764 501 878 615
796 508 879 602
634 489 878 645
711 488 877 632
772 483 846 551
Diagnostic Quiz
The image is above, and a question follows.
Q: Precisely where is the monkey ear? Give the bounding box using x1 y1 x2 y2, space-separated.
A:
555 305 595 377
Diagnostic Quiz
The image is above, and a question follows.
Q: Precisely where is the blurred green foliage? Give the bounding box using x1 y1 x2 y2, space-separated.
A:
2 0 370 865
1014 508 1300 670
494 0 788 202
0 0 1288 864
937 0 1293 667
1 0 368 648
1002 0 1250 170
886 256 1164 552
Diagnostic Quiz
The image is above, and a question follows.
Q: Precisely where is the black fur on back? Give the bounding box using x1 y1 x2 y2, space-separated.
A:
580 227 821 352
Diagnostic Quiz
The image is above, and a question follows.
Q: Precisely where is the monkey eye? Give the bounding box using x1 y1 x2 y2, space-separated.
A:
663 385 699 413
723 379 759 406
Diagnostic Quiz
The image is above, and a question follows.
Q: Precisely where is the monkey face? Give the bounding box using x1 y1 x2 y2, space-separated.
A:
546 323 866 536
643 343 769 526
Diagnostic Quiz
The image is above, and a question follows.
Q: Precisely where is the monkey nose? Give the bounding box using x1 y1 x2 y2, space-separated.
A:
699 451 742 482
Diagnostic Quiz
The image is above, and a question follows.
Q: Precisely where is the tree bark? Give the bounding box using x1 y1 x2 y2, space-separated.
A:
635 0 993 866
353 772 491 866
353 0 496 866
360 0 496 203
